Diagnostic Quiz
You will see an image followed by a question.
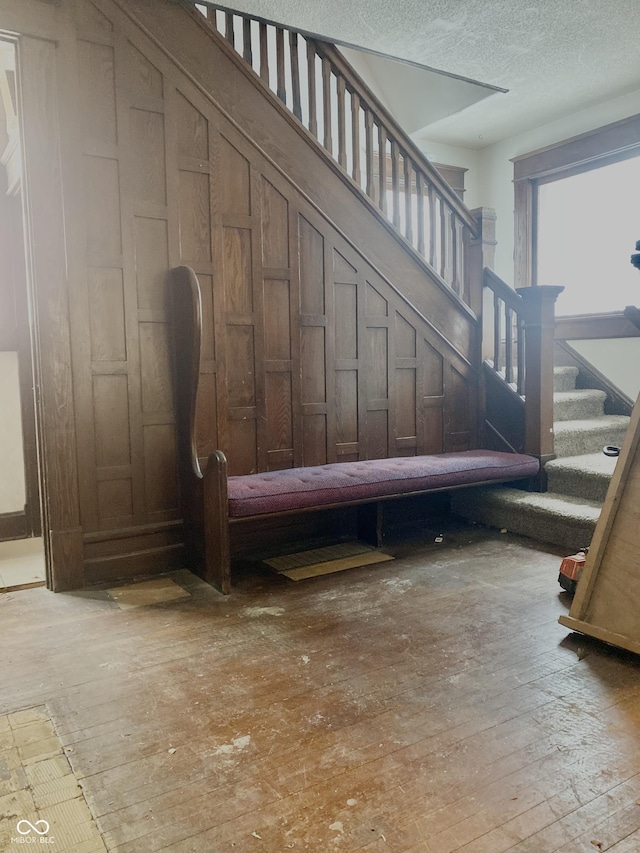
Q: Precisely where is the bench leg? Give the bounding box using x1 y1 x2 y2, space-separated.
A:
202 451 231 594
357 503 383 548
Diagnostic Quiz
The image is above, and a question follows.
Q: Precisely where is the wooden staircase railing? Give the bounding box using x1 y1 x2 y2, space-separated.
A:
483 268 563 484
192 3 480 309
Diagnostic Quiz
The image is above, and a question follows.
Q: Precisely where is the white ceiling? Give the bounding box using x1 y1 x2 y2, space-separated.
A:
211 0 640 147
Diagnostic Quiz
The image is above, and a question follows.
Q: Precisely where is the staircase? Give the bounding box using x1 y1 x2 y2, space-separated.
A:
453 364 629 550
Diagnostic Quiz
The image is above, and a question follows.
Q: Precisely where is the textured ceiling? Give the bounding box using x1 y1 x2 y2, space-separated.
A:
212 0 640 146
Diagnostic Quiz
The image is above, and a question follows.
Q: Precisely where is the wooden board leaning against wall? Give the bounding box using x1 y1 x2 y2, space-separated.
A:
559 390 640 655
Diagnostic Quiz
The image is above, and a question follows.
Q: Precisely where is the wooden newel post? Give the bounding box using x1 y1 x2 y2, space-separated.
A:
516 285 564 488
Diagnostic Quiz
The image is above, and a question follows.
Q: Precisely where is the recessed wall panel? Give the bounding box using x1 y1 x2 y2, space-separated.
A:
301 327 326 404
336 370 358 443
88 268 126 361
226 326 255 408
223 228 253 313
262 179 289 268
130 109 166 206
335 284 357 360
220 136 251 216
266 372 293 451
78 41 117 144
93 374 130 467
135 217 169 312
299 217 324 314
264 279 291 360
85 156 122 259
144 424 178 513
140 322 173 413
179 171 211 262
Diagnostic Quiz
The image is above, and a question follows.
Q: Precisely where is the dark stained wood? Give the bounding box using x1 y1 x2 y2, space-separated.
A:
514 177 535 289
428 183 437 270
403 155 412 244
416 172 425 257
224 11 234 44
378 124 388 217
275 26 286 104
242 17 252 66
350 89 360 183
321 56 332 154
517 285 564 479
306 40 317 137
440 201 453 284
513 112 640 182
311 38 478 233
483 362 526 454
6 0 490 591
20 33 84 590
364 108 374 200
555 310 640 340
259 22 268 83
336 74 346 169
433 161 467 199
289 31 301 121
390 139 401 228
141 2 483 331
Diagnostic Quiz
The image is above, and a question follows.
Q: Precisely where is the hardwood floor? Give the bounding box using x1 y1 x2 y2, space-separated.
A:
1 521 640 852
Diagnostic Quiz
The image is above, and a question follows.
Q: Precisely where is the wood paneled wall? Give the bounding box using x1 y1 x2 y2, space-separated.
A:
13 0 479 586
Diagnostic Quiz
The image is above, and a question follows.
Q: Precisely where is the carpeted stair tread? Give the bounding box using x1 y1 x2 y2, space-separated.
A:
553 366 579 392
545 452 618 503
553 415 630 457
451 486 600 550
553 389 606 421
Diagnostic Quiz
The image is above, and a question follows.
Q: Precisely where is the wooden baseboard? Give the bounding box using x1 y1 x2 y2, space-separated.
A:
0 511 28 541
84 544 185 587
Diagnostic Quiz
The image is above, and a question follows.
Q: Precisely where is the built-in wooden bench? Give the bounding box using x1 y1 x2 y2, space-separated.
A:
172 266 539 593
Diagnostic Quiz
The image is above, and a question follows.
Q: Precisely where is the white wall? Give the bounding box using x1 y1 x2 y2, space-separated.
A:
570 338 640 402
0 351 26 514
476 88 640 284
417 88 640 284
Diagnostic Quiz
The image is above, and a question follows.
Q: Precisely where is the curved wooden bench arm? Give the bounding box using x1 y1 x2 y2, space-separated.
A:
171 265 203 481
172 267 231 594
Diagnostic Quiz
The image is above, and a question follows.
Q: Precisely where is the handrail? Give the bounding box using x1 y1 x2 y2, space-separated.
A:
624 305 640 331
192 3 480 308
555 308 640 340
312 40 478 232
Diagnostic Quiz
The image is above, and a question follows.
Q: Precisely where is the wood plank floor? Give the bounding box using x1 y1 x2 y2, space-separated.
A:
1 521 640 852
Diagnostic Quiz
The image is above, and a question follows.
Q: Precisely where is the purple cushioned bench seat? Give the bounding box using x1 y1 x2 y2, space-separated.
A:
227 450 538 518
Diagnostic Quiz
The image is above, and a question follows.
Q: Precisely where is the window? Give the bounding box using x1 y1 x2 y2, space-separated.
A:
513 113 640 315
537 155 640 316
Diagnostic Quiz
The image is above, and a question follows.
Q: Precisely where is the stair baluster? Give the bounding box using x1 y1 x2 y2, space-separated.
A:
196 3 480 307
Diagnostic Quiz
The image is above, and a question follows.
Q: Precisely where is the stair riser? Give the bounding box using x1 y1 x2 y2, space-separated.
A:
554 368 578 393
553 397 605 422
546 469 611 503
452 492 598 551
553 426 628 458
